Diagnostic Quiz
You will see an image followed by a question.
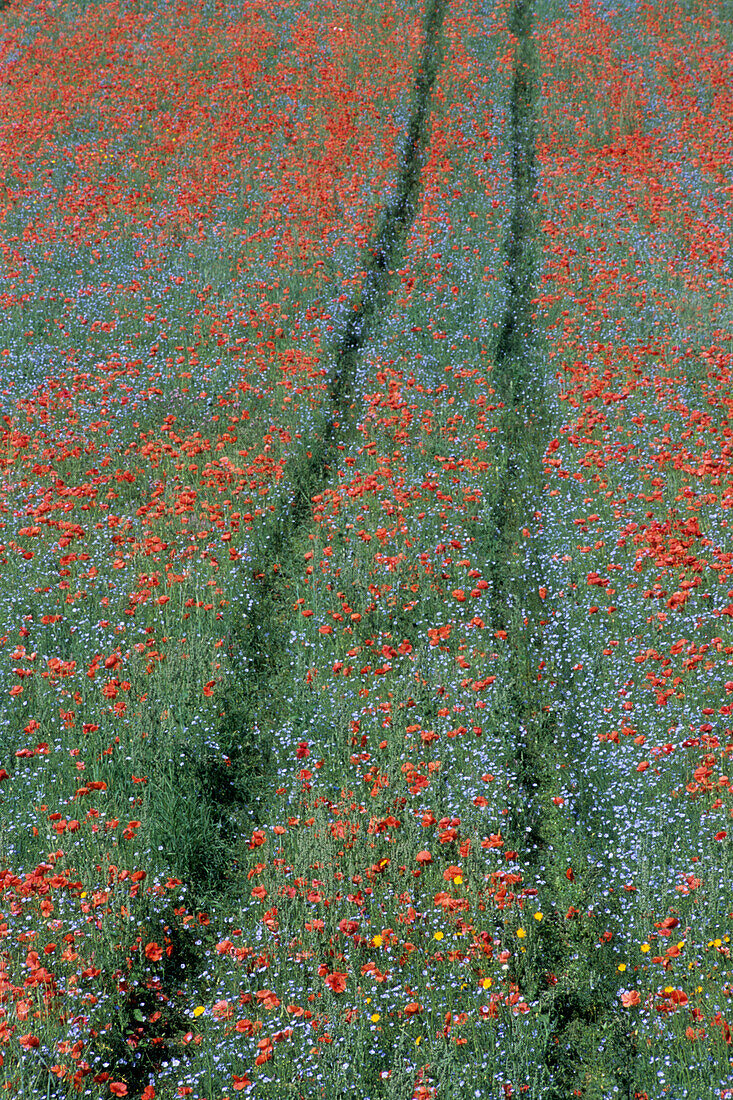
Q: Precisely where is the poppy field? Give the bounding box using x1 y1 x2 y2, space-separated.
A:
0 0 732 1095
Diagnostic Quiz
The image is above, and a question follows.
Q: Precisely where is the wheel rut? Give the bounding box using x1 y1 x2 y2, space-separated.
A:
100 6 450 1095
488 2 637 1096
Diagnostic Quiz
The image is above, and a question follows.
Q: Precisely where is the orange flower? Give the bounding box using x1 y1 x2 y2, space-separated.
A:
404 1002 423 1017
621 990 640 1007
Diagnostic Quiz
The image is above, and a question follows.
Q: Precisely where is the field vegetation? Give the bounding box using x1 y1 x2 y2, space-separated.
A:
0 0 731 1096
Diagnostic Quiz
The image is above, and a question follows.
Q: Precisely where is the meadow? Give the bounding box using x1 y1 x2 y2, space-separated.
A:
0 0 732 1096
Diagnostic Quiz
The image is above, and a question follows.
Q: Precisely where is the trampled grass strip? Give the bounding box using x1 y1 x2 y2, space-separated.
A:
488 2 639 1095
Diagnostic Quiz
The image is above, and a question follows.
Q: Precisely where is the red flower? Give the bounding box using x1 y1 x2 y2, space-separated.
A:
324 971 347 993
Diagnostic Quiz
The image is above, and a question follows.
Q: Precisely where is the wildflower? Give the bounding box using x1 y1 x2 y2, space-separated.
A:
516 928 526 939
324 972 347 993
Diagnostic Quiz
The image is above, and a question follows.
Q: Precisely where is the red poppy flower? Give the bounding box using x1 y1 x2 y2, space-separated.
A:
324 971 347 993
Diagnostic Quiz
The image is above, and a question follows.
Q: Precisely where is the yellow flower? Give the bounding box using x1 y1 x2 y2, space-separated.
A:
370 1013 381 1024
192 1006 206 1018
453 874 463 885
482 978 492 989
617 963 627 972
372 935 383 948
533 912 543 921
640 943 650 953
516 928 526 939
433 931 444 941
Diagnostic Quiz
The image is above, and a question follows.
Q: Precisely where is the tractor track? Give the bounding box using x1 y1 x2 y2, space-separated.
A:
98 5 449 1096
488 2 638 1096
